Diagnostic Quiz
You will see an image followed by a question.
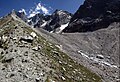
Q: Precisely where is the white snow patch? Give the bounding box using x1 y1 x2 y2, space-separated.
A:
27 19 32 22
28 11 40 18
78 50 118 68
60 23 69 30
40 21 47 27
19 9 27 15
68 15 72 19
50 31 54 33
56 23 69 33
57 10 66 15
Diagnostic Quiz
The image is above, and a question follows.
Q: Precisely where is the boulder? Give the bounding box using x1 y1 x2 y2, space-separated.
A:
61 76 66 81
2 35 8 42
32 46 39 51
32 46 41 51
96 55 104 59
13 37 17 40
20 35 33 43
30 32 37 38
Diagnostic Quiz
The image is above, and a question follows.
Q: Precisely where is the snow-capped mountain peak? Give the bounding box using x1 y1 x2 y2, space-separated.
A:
56 10 66 15
30 9 73 33
28 2 51 18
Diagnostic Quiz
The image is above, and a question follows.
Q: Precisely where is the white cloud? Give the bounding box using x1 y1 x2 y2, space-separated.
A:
28 2 51 18
19 9 27 15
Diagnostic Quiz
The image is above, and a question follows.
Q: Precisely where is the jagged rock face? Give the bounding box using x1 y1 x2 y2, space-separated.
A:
63 0 120 32
31 10 72 32
46 10 72 31
28 13 46 26
51 10 72 24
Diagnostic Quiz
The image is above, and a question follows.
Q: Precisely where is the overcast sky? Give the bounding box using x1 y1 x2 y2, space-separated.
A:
0 0 84 17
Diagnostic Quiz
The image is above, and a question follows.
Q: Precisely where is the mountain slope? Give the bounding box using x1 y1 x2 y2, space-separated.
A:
35 22 120 82
0 13 102 82
63 0 120 32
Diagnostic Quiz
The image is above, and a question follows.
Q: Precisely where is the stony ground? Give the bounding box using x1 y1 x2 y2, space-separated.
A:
0 14 102 82
35 22 120 82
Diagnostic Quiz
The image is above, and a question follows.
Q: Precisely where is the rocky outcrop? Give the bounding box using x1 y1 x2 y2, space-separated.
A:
28 13 45 26
20 35 34 43
63 0 120 32
44 10 72 32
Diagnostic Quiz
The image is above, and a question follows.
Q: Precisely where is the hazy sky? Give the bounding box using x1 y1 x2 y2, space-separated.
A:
0 0 84 17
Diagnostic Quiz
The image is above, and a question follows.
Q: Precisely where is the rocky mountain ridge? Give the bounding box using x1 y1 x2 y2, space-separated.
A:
14 9 72 33
63 0 120 32
33 10 72 33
